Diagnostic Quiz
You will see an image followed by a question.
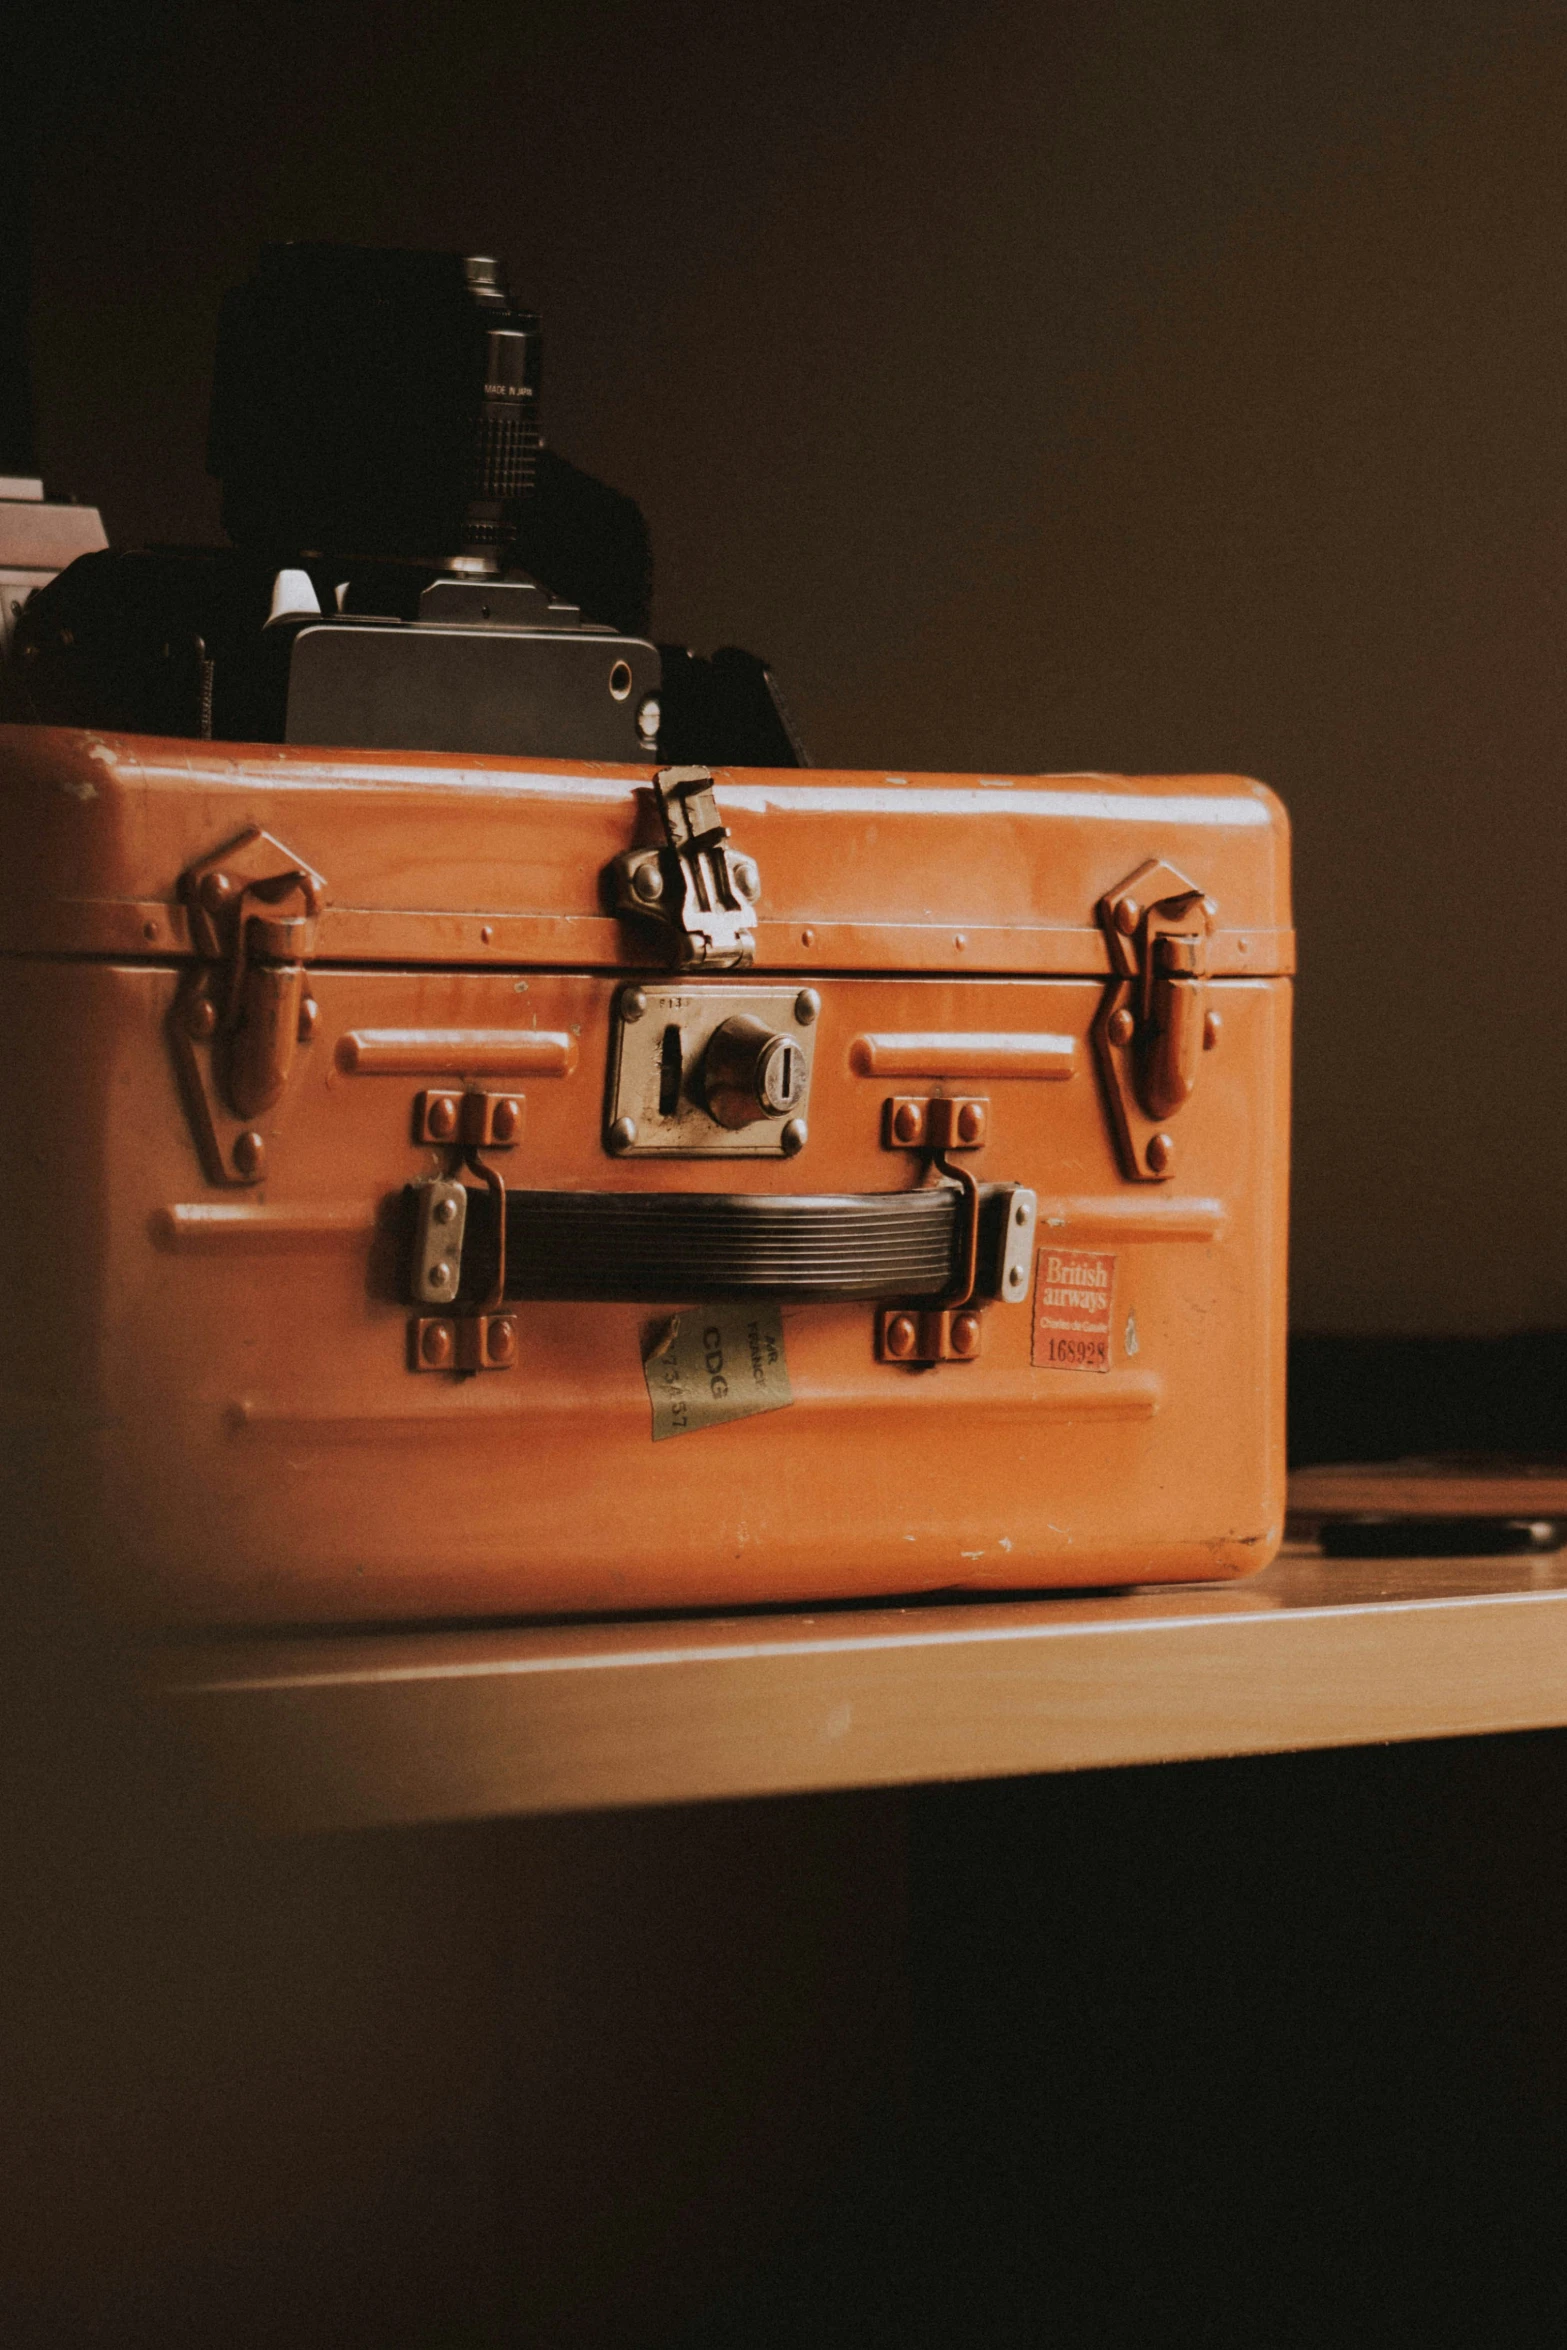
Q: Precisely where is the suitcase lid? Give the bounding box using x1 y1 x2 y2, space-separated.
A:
0 727 1292 976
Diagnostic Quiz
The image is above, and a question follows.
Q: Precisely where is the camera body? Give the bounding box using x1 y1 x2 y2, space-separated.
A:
5 246 804 768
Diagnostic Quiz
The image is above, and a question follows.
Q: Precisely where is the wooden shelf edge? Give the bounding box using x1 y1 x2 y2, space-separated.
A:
149 1553 1567 1833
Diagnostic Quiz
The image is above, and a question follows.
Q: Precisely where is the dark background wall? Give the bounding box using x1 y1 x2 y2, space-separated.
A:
9 0 1567 1335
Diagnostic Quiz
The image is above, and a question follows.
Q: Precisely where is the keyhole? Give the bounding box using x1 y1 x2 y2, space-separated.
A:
658 1024 683 1116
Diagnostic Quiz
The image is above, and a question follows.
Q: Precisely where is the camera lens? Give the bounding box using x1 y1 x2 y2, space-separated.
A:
210 245 542 569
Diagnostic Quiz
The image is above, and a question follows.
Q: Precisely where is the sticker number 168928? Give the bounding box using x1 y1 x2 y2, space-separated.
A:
1032 1248 1117 1374
1037 1331 1110 1372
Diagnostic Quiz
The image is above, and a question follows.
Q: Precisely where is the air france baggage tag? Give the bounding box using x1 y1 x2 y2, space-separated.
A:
644 1305 794 1440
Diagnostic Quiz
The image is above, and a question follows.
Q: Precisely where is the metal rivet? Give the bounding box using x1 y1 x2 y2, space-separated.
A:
621 987 648 1022
429 1262 451 1288
1147 1132 1175 1175
801 927 815 946
886 1314 918 1359
1115 897 1141 937
780 1117 807 1156
1008 1266 1025 1288
1014 1200 1031 1227
427 1096 458 1141
794 988 821 1026
486 1318 517 1364
892 1101 923 1145
491 1098 522 1142
1203 1010 1222 1052
1108 1006 1135 1047
954 933 966 949
951 1312 982 1358
186 995 218 1040
233 1129 265 1179
733 857 760 901
200 871 233 914
420 1322 454 1369
297 997 319 1042
636 693 661 741
608 1116 637 1152
480 925 494 945
434 1197 458 1225
956 1102 984 1144
142 918 159 941
632 861 665 904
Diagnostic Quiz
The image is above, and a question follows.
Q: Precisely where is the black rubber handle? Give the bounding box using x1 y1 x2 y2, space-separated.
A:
428 1183 983 1305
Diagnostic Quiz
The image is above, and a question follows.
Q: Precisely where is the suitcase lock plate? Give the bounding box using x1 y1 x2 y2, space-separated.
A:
605 982 818 1157
171 827 325 1187
1092 859 1218 1183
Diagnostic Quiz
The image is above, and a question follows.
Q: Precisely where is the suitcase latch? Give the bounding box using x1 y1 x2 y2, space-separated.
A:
1092 859 1219 1183
610 766 759 971
171 827 326 1186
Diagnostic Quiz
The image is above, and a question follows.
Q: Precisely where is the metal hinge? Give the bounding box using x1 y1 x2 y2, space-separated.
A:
610 766 759 970
171 827 326 1186
1092 858 1219 1183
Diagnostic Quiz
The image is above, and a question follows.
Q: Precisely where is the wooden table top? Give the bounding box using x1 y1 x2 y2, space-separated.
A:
150 1540 1567 1832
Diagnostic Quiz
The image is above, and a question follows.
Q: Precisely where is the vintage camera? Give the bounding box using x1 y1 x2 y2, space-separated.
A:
5 244 805 767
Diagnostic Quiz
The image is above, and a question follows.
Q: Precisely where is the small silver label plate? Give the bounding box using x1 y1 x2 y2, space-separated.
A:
411 1177 468 1304
995 1186 1038 1303
606 983 818 1156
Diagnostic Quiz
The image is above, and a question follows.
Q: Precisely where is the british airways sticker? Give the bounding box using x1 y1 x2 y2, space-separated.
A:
1032 1248 1116 1373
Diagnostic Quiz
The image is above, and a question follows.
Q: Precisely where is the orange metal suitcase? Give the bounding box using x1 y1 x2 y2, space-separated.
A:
0 726 1291 1624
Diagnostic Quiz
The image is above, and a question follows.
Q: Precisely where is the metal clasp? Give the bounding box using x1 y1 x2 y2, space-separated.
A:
407 1144 518 1375
610 766 760 970
873 1093 1036 1367
1092 858 1218 1183
171 827 326 1186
